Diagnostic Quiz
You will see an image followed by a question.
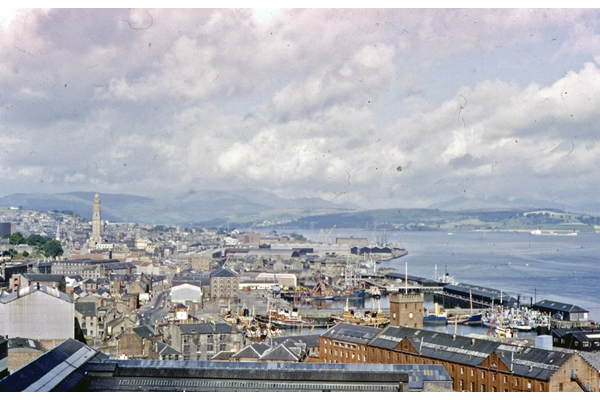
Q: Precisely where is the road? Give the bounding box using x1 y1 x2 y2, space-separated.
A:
138 290 170 327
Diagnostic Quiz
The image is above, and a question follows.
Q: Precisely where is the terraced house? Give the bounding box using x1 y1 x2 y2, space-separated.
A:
319 323 599 392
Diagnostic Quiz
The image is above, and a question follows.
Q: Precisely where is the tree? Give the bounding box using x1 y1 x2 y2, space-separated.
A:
43 240 64 258
5 232 26 245
22 250 29 257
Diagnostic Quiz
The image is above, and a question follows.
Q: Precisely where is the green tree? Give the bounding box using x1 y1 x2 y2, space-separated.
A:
26 234 46 247
43 240 63 258
5 232 26 245
22 250 29 257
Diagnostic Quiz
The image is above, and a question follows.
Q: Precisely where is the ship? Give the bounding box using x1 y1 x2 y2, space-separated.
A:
423 303 448 325
531 229 578 236
447 313 483 326
257 306 329 329
331 299 389 328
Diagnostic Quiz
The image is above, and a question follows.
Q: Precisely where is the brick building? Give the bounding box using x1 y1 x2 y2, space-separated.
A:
319 323 599 392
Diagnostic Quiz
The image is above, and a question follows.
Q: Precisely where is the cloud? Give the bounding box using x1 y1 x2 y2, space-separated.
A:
1 9 600 210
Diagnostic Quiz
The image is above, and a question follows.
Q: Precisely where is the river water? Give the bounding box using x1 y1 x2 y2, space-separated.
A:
281 229 600 323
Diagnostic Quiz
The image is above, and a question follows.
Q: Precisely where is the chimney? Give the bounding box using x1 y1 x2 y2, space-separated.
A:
471 338 476 346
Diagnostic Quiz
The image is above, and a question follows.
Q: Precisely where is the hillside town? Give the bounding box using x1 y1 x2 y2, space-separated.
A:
1 194 599 392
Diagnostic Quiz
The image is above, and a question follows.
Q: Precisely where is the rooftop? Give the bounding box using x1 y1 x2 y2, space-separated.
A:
0 283 72 304
535 300 589 314
0 339 105 392
178 323 234 335
85 359 451 391
370 326 575 381
321 322 382 345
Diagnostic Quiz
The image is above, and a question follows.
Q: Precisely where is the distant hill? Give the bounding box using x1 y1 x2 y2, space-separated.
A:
0 190 353 225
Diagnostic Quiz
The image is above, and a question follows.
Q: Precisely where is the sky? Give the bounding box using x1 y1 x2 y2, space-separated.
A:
1 8 600 210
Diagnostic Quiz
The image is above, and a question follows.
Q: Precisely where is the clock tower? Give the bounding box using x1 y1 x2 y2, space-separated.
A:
389 292 424 329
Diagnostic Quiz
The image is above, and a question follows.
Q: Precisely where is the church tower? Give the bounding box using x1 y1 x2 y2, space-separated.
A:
89 193 102 248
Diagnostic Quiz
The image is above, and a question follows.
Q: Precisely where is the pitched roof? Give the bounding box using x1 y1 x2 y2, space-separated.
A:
133 325 155 340
210 267 238 278
0 338 105 392
259 343 301 362
211 350 235 361
156 341 181 356
75 301 97 317
581 351 600 372
231 343 270 360
534 299 589 313
371 326 575 381
0 283 72 304
321 323 382 345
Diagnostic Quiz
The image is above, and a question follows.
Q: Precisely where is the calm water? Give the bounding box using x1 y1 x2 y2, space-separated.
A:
286 229 600 322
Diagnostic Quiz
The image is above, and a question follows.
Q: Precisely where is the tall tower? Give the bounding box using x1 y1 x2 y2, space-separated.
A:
389 292 424 329
90 193 102 248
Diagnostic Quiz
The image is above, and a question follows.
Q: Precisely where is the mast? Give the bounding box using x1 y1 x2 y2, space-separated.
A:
405 262 408 295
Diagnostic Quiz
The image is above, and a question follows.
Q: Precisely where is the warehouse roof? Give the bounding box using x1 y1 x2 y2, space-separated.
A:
321 323 381 345
370 326 575 382
534 300 588 314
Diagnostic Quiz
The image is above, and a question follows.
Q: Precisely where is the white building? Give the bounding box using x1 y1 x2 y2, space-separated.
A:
170 283 203 306
0 283 74 341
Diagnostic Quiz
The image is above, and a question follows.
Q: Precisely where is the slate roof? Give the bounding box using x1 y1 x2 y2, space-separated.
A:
23 274 65 283
231 343 270 360
211 350 235 361
75 301 97 317
534 299 589 314
133 325 155 340
156 341 181 357
259 343 301 362
270 334 320 349
321 323 382 345
210 267 238 278
0 338 105 392
179 323 233 335
371 326 575 382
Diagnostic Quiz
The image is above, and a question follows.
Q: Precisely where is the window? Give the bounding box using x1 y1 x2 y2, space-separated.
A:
481 384 486 392
471 369 474 377
481 371 485 379
470 382 475 392
527 381 532 390
504 376 507 384
460 367 464 375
